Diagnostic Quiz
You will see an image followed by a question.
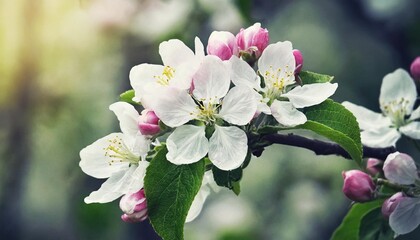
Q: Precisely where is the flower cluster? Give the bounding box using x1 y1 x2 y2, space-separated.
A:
79 23 338 224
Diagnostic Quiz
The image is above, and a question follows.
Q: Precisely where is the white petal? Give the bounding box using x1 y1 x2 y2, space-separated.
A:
125 161 149 194
152 88 197 127
282 83 338 108
193 56 230 104
186 172 211 223
129 64 164 103
194 37 205 59
124 133 150 159
109 102 140 137
219 86 257 125
390 197 420 235
159 39 195 67
166 125 209 165
409 106 420 121
342 101 391 130
384 152 418 185
380 69 417 115
361 127 401 148
208 125 247 171
84 165 139 204
258 41 295 79
270 100 307 127
400 121 420 140
228 56 261 90
79 133 130 179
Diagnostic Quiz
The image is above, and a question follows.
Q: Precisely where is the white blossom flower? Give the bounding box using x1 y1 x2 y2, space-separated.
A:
382 152 420 236
343 69 420 148
152 55 257 170
129 37 204 108
228 41 337 127
79 102 151 203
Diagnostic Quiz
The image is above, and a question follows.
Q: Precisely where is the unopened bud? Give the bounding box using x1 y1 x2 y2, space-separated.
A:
207 31 238 61
120 189 148 223
366 158 382 176
383 152 418 185
342 170 375 202
410 57 420 82
382 192 405 219
236 23 269 59
293 49 303 74
138 110 160 136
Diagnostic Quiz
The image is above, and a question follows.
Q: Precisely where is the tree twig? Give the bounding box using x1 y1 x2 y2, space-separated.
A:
253 133 396 161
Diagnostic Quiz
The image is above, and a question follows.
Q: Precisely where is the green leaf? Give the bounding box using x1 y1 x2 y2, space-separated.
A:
300 99 363 166
212 166 242 195
331 199 384 240
299 71 334 85
119 89 140 105
144 147 205 240
359 208 393 240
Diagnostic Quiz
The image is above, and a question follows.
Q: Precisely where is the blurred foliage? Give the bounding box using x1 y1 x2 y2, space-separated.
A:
0 0 419 239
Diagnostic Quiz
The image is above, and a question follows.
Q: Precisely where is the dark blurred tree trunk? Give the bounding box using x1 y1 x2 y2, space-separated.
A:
0 0 41 238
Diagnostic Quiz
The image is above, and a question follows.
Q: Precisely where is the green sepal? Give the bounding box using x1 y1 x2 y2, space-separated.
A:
119 89 140 105
299 71 334 85
144 147 205 240
212 166 242 195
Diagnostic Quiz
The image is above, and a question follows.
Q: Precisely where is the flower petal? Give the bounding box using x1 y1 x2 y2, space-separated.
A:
270 100 307 127
152 88 197 127
380 69 417 115
109 102 140 137
282 82 338 108
84 164 143 204
194 36 205 59
258 41 295 81
400 121 420 140
389 197 420 235
186 171 213 222
384 152 418 185
361 128 401 148
129 64 164 104
409 106 420 121
166 125 209 165
219 86 257 125
342 101 391 130
79 133 130 179
228 56 261 90
159 39 195 67
193 56 230 104
208 125 247 171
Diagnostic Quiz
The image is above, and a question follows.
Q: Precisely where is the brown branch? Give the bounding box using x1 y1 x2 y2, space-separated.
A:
253 133 396 161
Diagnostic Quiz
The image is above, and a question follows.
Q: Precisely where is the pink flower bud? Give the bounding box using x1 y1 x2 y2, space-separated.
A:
342 170 375 202
366 158 383 176
138 110 160 136
207 31 238 61
120 189 148 223
382 192 405 219
410 57 420 82
236 22 269 59
293 49 303 74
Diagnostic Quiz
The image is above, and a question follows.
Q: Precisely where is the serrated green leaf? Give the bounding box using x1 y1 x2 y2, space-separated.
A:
300 71 334 85
359 208 393 240
300 99 363 166
331 199 384 240
212 166 242 192
119 89 140 105
144 147 205 240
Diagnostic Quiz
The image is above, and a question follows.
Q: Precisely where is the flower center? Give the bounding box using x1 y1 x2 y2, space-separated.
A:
195 101 220 124
262 65 294 100
154 66 175 86
104 135 139 165
382 98 410 128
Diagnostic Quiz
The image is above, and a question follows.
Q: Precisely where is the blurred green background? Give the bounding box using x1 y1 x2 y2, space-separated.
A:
1 0 420 239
